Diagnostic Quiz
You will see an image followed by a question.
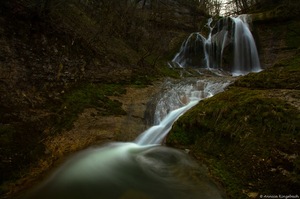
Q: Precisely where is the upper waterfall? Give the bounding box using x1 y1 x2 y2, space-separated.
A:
171 15 261 76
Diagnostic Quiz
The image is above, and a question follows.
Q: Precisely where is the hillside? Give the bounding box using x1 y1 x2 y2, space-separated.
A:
0 0 300 198
167 9 300 199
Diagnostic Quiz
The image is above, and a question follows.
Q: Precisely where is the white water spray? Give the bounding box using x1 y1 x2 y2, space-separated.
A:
172 15 261 75
232 15 261 75
21 16 257 199
23 78 230 199
135 79 231 145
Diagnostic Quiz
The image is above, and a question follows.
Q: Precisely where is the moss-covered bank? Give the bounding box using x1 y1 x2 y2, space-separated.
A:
51 83 127 131
167 53 300 198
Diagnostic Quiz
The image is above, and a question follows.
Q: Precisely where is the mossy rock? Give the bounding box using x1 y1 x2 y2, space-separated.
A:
168 87 300 198
234 55 300 89
50 83 127 131
168 49 300 197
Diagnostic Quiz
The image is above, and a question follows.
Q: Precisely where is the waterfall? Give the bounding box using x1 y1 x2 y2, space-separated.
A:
135 78 231 145
171 15 262 75
24 78 229 199
171 33 207 68
231 15 261 75
22 16 262 199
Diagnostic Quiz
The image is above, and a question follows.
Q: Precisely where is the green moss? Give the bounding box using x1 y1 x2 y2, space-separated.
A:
168 87 300 197
167 126 191 145
157 65 181 79
171 88 299 142
209 159 248 199
286 21 300 49
169 53 300 196
54 83 126 130
234 55 300 89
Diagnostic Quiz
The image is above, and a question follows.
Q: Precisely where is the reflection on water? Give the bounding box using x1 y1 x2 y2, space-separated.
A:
23 143 225 199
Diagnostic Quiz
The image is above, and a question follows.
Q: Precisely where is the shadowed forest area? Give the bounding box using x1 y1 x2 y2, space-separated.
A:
0 0 300 198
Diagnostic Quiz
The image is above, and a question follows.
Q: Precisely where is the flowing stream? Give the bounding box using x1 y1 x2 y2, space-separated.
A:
23 78 230 199
23 15 260 199
135 78 231 145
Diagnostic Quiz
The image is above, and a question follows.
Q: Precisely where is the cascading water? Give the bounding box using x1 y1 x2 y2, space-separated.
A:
135 78 231 145
171 15 262 75
21 15 261 199
231 15 261 75
171 33 207 68
23 78 230 199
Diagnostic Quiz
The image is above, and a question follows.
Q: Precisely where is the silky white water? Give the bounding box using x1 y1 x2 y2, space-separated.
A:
171 15 262 75
135 78 231 145
20 15 259 199
23 78 230 199
231 15 261 75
